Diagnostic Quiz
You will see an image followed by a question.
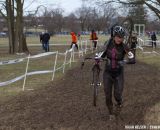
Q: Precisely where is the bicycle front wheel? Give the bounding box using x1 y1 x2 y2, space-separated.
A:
92 65 100 106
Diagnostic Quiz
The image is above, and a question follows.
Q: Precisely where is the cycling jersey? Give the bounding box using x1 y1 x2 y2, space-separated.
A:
101 38 128 73
71 32 77 43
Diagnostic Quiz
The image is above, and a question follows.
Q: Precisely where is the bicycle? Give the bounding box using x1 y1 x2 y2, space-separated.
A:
81 57 107 106
81 56 133 107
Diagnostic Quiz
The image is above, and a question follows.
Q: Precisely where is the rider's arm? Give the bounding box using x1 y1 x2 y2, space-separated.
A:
123 44 136 64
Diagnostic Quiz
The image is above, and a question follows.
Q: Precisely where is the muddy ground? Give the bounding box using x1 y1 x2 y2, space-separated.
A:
0 58 160 130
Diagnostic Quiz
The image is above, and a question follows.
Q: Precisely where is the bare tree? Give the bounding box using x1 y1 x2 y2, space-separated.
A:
0 0 29 54
94 0 160 19
41 8 64 34
65 13 80 32
128 4 148 24
75 6 91 31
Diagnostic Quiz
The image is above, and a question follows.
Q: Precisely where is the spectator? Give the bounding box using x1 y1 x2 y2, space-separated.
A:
90 30 98 49
151 32 157 49
40 32 45 50
41 32 50 52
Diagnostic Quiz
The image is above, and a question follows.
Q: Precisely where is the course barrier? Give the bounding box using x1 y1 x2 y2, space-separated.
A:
137 38 160 55
0 40 97 91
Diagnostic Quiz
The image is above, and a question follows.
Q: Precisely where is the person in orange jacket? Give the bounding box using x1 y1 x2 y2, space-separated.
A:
90 30 98 49
70 32 78 50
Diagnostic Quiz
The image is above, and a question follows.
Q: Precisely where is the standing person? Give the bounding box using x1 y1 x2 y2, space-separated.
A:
96 26 135 119
42 32 50 52
40 32 45 50
151 32 157 49
90 30 98 49
70 32 78 50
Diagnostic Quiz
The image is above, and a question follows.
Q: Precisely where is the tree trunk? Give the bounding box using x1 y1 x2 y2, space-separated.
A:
15 0 29 53
6 0 15 54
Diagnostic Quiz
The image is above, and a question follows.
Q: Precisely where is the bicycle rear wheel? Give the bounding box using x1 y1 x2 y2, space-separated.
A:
120 17 134 46
92 65 100 106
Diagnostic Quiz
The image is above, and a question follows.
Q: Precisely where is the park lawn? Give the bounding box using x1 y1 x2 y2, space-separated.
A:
0 34 108 45
0 44 92 103
136 48 160 69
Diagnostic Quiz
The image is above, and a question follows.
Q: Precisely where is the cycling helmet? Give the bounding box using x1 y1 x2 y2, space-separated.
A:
113 26 125 38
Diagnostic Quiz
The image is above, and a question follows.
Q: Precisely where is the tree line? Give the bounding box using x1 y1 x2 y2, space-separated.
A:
0 0 160 54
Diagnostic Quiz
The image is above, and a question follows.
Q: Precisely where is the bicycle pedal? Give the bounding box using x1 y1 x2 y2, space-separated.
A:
97 82 101 86
90 83 94 86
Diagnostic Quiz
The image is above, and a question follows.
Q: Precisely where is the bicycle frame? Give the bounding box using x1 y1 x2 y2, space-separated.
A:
81 57 106 106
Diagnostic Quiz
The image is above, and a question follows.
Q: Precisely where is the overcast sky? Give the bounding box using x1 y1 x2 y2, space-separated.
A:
24 0 82 15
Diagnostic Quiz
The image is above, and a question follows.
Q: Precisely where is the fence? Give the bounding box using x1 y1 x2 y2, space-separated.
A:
137 37 160 55
137 37 160 47
0 40 96 91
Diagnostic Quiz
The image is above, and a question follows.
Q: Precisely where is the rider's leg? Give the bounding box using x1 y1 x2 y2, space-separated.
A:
95 41 97 49
75 44 78 50
103 71 114 114
94 41 97 49
113 70 124 106
70 43 73 49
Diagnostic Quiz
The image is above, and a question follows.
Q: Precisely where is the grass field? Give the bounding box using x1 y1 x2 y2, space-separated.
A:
0 34 108 45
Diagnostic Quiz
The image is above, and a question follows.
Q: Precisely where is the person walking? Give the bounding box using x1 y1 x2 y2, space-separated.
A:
90 30 98 49
70 32 78 50
151 32 157 49
96 26 135 119
42 32 50 52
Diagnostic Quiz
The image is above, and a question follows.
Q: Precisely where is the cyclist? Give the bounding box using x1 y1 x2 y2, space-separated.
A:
90 30 98 49
70 32 78 50
96 26 135 117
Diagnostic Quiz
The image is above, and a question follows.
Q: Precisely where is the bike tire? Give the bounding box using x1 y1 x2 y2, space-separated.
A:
92 65 100 106
120 17 134 46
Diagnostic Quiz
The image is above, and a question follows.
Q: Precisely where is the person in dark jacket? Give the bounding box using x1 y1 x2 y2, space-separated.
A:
151 32 157 49
96 26 135 119
42 32 50 52
40 32 45 50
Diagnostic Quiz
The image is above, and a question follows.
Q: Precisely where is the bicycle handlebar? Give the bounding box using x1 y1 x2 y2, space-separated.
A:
81 57 135 69
81 57 108 69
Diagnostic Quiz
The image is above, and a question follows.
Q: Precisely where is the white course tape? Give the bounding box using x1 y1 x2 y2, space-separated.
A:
142 51 160 55
0 70 53 87
29 52 57 59
0 52 57 66
58 53 66 56
55 66 64 71
0 58 26 65
137 46 144 51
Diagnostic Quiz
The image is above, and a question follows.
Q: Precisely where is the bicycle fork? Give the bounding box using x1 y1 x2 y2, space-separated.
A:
91 66 101 86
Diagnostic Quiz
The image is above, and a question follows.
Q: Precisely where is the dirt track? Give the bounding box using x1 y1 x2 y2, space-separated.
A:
0 59 160 130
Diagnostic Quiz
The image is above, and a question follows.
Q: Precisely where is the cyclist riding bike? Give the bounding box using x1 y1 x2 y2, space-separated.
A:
90 30 98 50
96 26 135 118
